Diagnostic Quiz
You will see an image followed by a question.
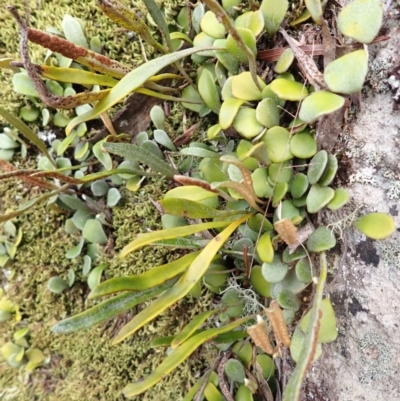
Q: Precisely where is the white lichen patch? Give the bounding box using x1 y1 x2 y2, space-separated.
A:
377 240 400 269
365 58 393 94
358 333 392 382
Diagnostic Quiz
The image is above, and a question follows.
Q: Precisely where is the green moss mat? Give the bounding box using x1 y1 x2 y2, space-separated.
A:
0 174 214 400
0 0 184 115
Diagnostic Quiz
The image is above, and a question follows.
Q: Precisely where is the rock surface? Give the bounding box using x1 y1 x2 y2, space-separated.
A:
304 8 400 400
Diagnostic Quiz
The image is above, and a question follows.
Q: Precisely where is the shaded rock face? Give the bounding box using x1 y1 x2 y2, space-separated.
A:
303 10 400 401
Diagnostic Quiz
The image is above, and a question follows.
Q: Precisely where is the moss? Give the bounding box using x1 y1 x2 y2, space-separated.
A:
0 170 214 400
0 0 185 115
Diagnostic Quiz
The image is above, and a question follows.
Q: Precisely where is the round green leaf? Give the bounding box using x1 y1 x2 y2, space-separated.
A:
235 10 265 36
82 219 108 244
300 298 338 343
236 385 254 401
25 348 45 371
118 160 139 179
251 168 273 198
275 48 295 73
232 341 253 368
214 39 240 75
256 353 275 379
72 209 94 231
198 68 221 113
262 126 293 163
200 11 226 38
153 129 176 152
221 289 245 317
270 79 308 101
46 80 64 97
192 2 205 33
67 269 75 287
260 0 289 35
88 263 107 290
0 149 14 161
282 246 306 263
200 158 228 182
12 73 39 97
66 238 85 259
256 232 274 263
307 150 328 184
261 254 288 283
354 213 395 240
225 359 246 383
277 289 300 311
62 14 88 48
204 264 229 290
20 106 39 122
306 184 335 213
91 180 109 197
233 107 264 139
53 112 71 128
268 161 292 183
82 255 92 276
327 188 349 210
290 173 309 198
207 123 222 139
295 258 312 283
226 28 257 63
305 0 323 24
231 72 266 101
0 134 18 149
236 140 259 170
290 133 317 159
192 31 215 57
107 188 121 207
93 140 112 170
324 50 368 94
318 154 338 186
161 214 188 229
248 214 273 233
256 98 280 128
250 265 271 297
299 91 345 123
150 105 165 130
47 276 68 294
272 182 288 207
219 99 244 129
306 226 336 252
337 0 383 44
273 268 306 295
182 85 204 113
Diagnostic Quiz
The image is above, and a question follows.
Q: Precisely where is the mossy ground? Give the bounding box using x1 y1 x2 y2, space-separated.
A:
0 168 214 401
0 0 214 400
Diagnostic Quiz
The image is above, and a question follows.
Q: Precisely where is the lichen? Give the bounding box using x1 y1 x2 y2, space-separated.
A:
348 172 379 187
376 240 400 269
357 332 392 383
365 58 393 94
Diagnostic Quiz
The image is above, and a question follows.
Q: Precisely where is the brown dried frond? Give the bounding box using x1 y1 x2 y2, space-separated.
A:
265 301 291 348
274 218 298 245
0 160 56 190
247 315 275 355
